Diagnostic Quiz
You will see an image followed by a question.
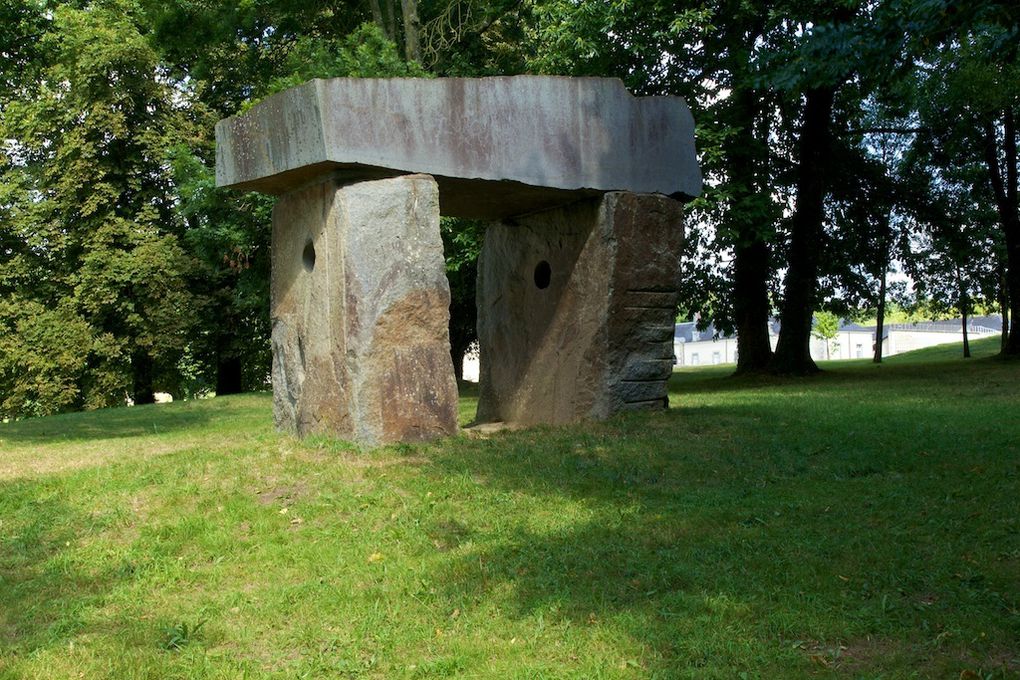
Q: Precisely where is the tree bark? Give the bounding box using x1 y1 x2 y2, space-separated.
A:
874 266 887 363
998 259 1010 350
729 85 774 374
132 350 155 405
770 86 837 375
451 342 467 383
368 0 385 31
369 0 396 41
873 210 892 363
983 109 1020 356
958 264 971 358
400 0 421 63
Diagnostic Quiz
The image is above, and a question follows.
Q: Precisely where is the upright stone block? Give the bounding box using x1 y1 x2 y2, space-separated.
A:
271 173 458 445
476 192 684 425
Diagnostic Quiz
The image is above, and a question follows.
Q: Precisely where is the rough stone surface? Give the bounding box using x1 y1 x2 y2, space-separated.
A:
271 173 458 445
475 192 684 425
216 76 701 218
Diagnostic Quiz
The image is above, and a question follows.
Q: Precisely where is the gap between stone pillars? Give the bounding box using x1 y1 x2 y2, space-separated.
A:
475 191 685 426
270 173 459 446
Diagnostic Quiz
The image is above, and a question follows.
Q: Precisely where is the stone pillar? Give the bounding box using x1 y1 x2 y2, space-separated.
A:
270 173 459 445
476 192 684 426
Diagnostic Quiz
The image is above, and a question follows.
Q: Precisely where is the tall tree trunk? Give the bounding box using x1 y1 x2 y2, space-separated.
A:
958 264 971 358
770 86 836 375
984 109 1020 356
369 0 396 41
368 0 385 31
874 267 887 363
1001 262 1011 350
450 340 469 384
873 210 891 363
132 350 155 405
400 0 421 63
729 86 774 374
723 17 772 375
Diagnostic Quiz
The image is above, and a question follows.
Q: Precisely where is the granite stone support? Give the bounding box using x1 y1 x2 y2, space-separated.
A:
476 192 685 425
271 173 458 445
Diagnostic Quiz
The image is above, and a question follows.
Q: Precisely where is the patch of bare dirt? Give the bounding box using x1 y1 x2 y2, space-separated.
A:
255 480 310 506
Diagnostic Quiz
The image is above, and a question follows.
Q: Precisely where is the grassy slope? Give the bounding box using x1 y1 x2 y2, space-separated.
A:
0 338 1017 679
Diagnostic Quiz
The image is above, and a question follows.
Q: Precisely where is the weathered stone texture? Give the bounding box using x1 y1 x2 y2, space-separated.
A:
216 76 701 218
476 193 684 425
271 173 458 445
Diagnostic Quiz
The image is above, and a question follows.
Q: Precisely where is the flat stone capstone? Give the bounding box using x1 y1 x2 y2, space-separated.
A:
216 76 701 219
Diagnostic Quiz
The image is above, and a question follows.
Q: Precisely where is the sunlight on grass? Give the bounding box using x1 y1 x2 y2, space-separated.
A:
1 339 1017 678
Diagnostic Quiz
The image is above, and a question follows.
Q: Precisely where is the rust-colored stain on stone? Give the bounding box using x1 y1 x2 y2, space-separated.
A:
269 174 458 446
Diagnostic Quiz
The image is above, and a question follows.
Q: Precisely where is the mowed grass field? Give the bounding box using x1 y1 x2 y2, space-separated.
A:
1 338 1018 679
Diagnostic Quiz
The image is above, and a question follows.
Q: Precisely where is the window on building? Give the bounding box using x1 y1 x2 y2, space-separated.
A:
855 343 863 358
691 353 700 366
712 351 721 365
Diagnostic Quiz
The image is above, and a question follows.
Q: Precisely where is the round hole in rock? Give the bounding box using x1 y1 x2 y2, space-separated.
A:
534 260 552 289
302 240 316 272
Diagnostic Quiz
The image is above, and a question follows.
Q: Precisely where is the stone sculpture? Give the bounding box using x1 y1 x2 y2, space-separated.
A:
216 76 701 443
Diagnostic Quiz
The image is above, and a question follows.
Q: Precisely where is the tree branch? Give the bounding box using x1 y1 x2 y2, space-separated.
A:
845 127 925 135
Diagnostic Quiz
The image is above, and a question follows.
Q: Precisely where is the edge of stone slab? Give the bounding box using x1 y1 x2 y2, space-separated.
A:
215 75 703 203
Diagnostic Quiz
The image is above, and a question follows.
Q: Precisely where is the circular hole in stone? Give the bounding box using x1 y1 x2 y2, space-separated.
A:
534 260 552 289
302 240 316 272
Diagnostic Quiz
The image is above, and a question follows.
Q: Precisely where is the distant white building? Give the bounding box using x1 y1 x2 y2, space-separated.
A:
673 322 739 366
881 319 1000 356
674 316 1002 366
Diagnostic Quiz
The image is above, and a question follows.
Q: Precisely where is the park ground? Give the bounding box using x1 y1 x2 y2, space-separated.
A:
0 338 1018 679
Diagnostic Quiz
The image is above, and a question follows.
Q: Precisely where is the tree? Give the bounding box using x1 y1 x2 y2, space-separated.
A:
886 0 1019 355
812 310 840 360
900 157 1002 359
1 0 203 410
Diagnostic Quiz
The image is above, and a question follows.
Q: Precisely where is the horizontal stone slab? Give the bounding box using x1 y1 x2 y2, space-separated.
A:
215 76 701 219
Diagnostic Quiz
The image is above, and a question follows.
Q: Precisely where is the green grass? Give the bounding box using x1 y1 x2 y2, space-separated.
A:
1 339 1018 678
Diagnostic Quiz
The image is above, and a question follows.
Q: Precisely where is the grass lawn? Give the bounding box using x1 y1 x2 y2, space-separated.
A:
1 337 1018 678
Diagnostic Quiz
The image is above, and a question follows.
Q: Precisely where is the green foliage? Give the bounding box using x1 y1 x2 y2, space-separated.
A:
0 299 93 418
158 619 207 651
0 0 203 414
259 22 429 102
169 146 274 394
811 310 840 341
440 217 484 378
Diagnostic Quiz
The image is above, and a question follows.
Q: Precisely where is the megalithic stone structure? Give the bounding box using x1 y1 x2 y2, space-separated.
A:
216 76 701 443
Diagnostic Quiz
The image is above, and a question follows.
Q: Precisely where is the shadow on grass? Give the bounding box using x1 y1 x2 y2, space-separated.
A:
419 385 1020 676
0 477 128 657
